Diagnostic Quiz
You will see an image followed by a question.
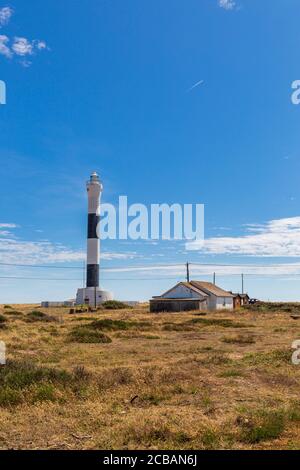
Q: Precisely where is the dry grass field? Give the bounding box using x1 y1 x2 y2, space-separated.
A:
1 302 300 450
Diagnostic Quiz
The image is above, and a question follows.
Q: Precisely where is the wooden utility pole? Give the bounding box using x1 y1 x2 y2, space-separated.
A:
186 262 190 283
241 273 244 294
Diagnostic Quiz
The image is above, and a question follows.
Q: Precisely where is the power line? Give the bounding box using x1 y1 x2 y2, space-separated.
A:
0 263 84 270
1 273 300 282
0 276 185 281
1 261 300 270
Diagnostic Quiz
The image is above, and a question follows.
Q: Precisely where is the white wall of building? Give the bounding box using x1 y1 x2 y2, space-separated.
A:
160 283 234 311
161 284 205 300
216 297 234 310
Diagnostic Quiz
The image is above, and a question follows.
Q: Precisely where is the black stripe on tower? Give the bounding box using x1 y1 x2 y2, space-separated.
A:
87 264 99 288
88 214 100 239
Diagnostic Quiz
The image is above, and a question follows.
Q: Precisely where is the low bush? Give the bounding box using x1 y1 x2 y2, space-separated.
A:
0 314 7 329
3 310 23 317
90 318 151 331
26 311 57 323
0 360 71 390
0 387 22 406
102 300 132 310
69 326 112 344
162 322 194 332
238 411 285 444
32 383 57 403
0 360 96 407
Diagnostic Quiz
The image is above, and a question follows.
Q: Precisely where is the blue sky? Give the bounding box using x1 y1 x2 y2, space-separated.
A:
1 0 300 302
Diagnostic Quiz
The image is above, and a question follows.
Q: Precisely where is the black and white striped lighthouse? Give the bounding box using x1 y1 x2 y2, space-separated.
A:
86 171 102 288
76 172 113 306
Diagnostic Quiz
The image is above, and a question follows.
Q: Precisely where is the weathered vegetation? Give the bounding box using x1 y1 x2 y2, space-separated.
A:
0 303 299 449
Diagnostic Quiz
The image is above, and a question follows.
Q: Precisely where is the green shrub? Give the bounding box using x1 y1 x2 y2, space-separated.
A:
201 429 220 449
102 300 132 310
162 322 194 332
3 310 23 317
0 387 22 407
69 326 112 344
32 383 57 403
0 314 7 329
239 411 285 443
90 319 151 331
0 360 71 390
244 302 300 315
26 311 57 323
0 360 73 407
286 402 300 422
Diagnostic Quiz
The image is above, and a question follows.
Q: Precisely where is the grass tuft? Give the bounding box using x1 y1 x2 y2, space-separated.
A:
222 334 255 345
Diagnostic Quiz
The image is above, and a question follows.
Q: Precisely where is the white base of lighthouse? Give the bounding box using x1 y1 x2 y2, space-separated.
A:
76 287 114 307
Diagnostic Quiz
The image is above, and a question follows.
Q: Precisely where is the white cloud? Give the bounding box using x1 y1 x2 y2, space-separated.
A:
36 40 47 50
0 223 18 228
0 34 11 58
12 37 34 56
0 6 13 27
218 0 237 10
187 216 300 257
0 8 48 64
102 252 138 260
0 224 138 264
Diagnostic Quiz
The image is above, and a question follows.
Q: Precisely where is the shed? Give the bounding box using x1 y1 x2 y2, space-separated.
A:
150 280 234 313
230 293 250 309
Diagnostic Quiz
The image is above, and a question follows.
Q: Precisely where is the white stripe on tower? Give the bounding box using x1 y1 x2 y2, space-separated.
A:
86 172 102 288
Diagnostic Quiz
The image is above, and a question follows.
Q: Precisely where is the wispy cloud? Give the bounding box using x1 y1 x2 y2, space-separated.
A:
0 6 13 27
0 224 137 264
186 80 204 93
187 216 300 257
0 223 17 228
0 7 48 65
218 0 237 10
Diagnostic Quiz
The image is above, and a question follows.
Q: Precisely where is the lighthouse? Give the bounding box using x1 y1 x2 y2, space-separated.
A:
76 172 113 307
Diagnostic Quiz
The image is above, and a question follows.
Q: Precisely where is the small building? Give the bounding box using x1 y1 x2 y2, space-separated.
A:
230 293 250 309
150 281 234 313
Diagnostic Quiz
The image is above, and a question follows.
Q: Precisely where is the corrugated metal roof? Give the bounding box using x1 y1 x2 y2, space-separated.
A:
189 281 234 298
158 281 233 299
